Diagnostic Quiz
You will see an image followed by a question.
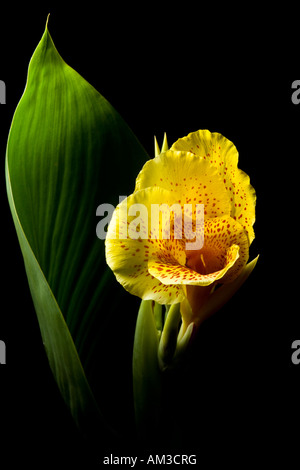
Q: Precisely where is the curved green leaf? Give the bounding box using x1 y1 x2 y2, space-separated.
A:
5 23 148 432
6 159 102 430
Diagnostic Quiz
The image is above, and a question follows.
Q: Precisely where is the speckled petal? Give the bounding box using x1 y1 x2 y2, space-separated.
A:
148 247 239 286
105 186 186 304
135 150 231 218
148 215 249 287
185 215 249 284
171 130 256 243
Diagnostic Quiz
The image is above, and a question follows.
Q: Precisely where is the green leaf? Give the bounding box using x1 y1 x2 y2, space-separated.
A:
6 160 103 430
5 22 148 433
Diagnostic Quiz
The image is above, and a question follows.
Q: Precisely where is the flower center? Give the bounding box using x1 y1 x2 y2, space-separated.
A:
186 251 208 274
185 247 224 276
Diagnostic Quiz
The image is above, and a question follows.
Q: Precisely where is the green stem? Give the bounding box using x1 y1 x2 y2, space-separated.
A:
132 300 162 444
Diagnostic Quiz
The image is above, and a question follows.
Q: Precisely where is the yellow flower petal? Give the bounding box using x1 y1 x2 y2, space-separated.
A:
148 247 238 286
171 129 238 168
148 216 248 287
186 215 249 283
171 130 256 243
105 186 187 304
135 150 231 218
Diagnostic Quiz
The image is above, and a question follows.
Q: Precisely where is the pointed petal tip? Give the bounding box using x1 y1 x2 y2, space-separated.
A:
154 135 160 157
246 254 260 273
161 132 168 152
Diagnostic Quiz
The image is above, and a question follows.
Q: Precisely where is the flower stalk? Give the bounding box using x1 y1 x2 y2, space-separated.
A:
132 300 162 443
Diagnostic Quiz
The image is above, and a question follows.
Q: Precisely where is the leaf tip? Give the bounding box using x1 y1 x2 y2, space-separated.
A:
46 13 50 30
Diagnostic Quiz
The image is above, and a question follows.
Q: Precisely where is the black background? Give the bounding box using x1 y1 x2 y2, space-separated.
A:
0 4 298 467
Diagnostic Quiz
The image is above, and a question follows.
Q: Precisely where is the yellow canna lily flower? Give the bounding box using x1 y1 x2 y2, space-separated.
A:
105 130 257 332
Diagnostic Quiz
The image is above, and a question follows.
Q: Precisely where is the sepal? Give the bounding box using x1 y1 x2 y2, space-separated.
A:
154 132 168 157
191 255 260 327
